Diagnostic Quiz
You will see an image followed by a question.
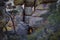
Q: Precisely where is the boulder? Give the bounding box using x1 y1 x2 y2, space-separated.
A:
15 21 29 36
25 16 31 24
15 15 23 23
29 17 43 28
32 10 48 17
25 7 32 16
36 4 50 10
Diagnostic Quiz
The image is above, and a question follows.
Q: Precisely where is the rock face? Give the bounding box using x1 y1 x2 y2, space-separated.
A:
6 1 50 30
6 0 49 32
4 0 60 40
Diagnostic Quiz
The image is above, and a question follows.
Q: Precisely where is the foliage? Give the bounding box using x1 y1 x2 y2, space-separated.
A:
48 11 60 25
7 34 20 40
27 28 44 40
27 1 60 40
47 2 60 40
49 30 60 40
11 10 18 16
0 9 4 20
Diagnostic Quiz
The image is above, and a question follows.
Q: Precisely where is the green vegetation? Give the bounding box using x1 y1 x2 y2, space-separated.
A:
27 1 60 40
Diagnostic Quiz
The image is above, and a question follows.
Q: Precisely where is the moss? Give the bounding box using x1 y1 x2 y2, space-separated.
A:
27 28 44 40
49 31 60 40
8 34 20 40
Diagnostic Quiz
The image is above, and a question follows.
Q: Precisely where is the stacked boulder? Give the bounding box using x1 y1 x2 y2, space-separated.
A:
24 4 50 28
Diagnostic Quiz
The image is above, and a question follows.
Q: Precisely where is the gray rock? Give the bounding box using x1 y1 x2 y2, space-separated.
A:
29 17 43 27
16 21 29 34
15 15 23 23
25 7 32 16
25 16 31 24
15 6 23 22
36 4 49 10
16 5 23 14
16 5 23 16
15 21 29 40
32 10 48 17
